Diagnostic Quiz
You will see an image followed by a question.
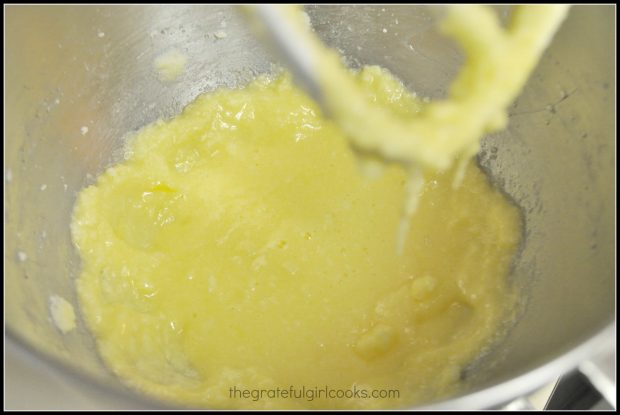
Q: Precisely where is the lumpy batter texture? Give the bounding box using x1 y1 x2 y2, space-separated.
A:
282 4 570 171
72 68 521 409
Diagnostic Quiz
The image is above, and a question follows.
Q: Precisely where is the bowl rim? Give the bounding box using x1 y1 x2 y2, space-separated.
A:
6 320 615 409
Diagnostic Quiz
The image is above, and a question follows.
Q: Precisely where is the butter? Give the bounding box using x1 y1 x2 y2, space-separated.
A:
49 295 76 334
72 71 521 408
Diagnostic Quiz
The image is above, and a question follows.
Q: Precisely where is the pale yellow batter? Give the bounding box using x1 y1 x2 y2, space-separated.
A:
70 4 573 409
72 68 521 409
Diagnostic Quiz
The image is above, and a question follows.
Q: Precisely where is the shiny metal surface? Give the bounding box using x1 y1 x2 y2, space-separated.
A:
249 5 327 108
5 5 615 409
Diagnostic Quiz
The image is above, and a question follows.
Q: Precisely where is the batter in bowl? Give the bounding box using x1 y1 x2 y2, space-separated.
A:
72 68 521 409
71 5 571 409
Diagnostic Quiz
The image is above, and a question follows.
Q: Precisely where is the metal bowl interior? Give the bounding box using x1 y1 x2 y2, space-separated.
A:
5 5 615 409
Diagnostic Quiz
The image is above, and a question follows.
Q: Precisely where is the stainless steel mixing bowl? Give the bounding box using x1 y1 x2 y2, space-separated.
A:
5 5 615 409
